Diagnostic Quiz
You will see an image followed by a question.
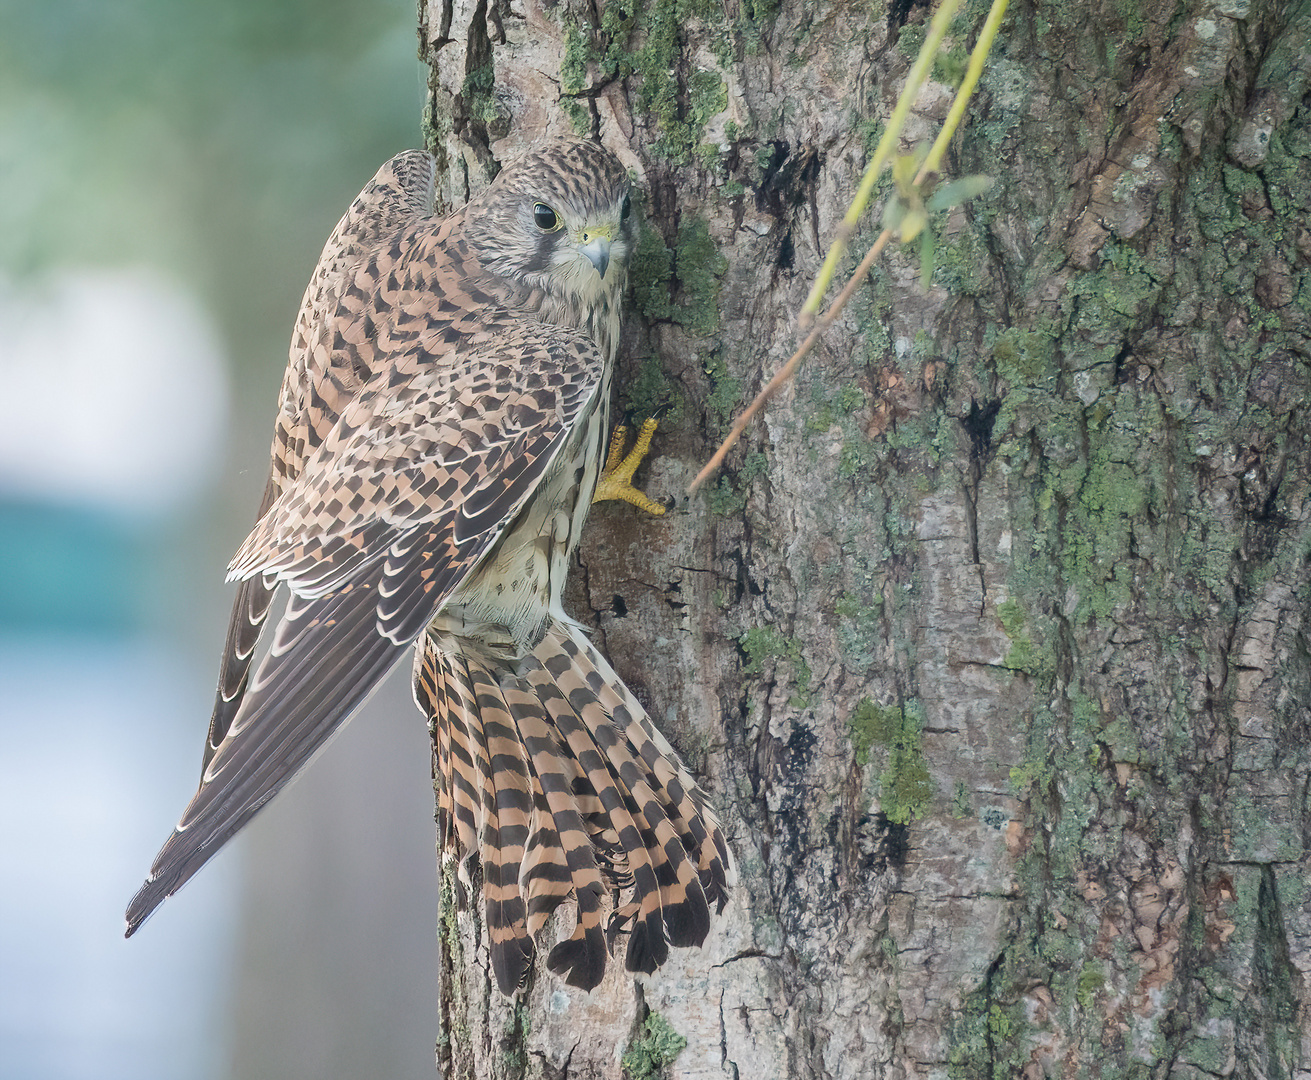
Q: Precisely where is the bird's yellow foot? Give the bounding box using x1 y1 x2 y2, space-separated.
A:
592 418 666 516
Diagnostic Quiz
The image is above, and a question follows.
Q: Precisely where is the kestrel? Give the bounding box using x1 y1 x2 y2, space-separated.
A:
125 137 730 993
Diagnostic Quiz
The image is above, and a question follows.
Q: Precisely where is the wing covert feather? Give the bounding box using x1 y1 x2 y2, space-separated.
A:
203 151 437 753
227 327 604 600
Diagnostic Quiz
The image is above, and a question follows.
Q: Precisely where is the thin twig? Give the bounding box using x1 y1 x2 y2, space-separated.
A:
921 0 1009 179
688 0 1010 495
687 228 893 492
796 0 962 331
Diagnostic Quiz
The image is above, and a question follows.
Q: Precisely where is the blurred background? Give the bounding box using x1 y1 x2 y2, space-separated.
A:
0 1 442 1077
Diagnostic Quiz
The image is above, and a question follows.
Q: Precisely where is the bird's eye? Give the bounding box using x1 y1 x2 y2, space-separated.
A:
533 203 559 231
620 194 632 222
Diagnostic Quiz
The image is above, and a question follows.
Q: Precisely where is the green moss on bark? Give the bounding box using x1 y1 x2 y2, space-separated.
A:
622 1012 687 1079
559 0 730 162
739 625 812 707
848 698 932 823
629 214 727 334
671 218 728 333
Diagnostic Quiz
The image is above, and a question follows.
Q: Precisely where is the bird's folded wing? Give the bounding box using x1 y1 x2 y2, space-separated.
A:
202 478 280 773
202 150 438 764
227 323 603 593
126 325 604 935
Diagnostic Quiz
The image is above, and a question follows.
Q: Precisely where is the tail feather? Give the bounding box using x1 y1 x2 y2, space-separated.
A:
550 634 731 912
428 668 480 858
431 650 535 994
419 618 731 994
423 642 610 993
495 676 610 951
418 655 458 853
465 663 538 994
526 649 709 972
520 808 572 938
524 662 675 975
481 660 609 990
540 627 729 934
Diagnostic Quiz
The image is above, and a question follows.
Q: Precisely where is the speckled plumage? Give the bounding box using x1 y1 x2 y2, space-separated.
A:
126 137 729 993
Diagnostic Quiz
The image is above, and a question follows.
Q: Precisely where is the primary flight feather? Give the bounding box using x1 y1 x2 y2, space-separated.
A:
126 136 730 993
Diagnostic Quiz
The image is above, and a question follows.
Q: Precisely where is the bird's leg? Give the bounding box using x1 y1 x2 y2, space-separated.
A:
592 418 666 516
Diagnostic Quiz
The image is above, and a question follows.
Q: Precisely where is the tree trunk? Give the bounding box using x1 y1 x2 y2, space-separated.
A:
418 0 1311 1076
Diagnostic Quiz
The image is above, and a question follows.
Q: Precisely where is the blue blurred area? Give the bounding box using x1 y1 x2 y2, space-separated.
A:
0 503 149 634
0 634 236 1080
0 0 439 1077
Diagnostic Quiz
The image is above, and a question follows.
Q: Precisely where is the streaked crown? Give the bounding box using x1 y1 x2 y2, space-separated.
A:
462 137 635 337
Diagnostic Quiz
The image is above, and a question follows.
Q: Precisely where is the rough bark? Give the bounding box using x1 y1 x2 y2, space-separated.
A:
418 0 1311 1076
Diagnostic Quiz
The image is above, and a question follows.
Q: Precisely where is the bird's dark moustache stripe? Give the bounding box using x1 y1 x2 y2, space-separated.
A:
522 233 556 276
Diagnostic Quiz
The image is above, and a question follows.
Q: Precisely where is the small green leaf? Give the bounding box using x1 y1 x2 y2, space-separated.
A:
882 197 908 232
900 208 927 242
926 174 993 211
918 227 935 289
891 155 915 191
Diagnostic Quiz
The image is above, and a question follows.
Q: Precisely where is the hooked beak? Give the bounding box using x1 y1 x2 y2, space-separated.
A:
579 235 611 279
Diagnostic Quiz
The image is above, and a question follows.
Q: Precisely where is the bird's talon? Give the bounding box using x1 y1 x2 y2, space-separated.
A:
593 418 666 516
602 424 630 476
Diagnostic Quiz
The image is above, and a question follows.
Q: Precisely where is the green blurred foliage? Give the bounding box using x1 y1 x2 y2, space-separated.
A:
0 0 421 640
0 0 421 381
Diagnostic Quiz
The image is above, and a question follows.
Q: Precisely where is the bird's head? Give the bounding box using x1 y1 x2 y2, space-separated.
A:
463 137 636 307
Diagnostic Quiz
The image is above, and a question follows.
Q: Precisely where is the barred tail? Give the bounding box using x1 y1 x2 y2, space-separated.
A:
415 620 730 994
